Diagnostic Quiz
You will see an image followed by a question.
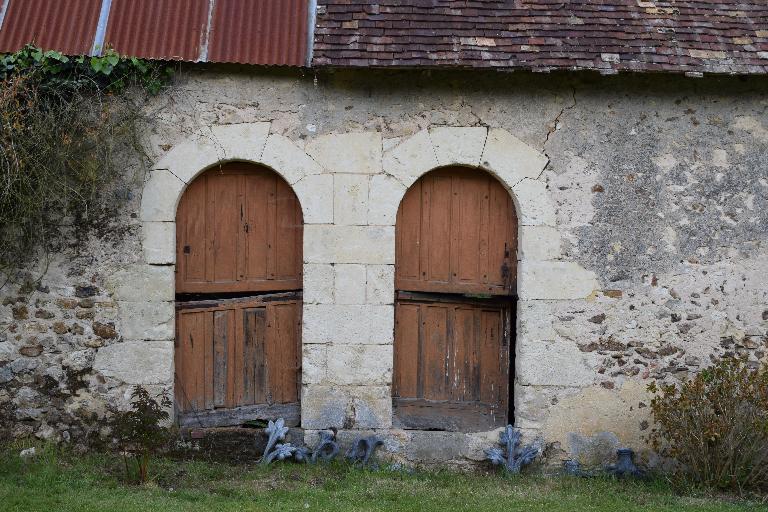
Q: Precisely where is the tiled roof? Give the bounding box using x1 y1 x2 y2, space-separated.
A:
312 1 768 75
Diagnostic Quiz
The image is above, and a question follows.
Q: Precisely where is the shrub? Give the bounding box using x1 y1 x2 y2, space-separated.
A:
108 386 173 484
647 357 768 492
0 46 171 285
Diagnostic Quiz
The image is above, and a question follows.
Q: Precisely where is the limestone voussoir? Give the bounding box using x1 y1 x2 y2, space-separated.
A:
367 174 406 226
153 122 271 183
382 129 439 187
261 133 323 185
139 169 185 222
481 128 549 186
429 126 488 168
293 174 334 224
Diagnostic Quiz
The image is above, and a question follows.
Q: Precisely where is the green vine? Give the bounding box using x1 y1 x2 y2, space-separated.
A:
0 46 173 287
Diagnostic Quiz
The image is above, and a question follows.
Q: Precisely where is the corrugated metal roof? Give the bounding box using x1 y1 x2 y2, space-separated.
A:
208 0 308 66
105 0 209 62
0 0 102 55
0 0 309 66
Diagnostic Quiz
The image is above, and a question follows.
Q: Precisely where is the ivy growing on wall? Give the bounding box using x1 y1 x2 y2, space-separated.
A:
0 46 173 286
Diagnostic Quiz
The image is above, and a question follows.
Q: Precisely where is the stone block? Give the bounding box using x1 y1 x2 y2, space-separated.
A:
302 344 327 384
305 132 382 175
301 385 392 429
367 174 406 226
260 133 323 185
304 225 395 264
516 340 595 386
139 169 186 222
334 174 369 225
517 300 557 341
518 261 599 300
429 126 487 167
519 225 562 261
155 123 271 183
118 301 174 340
301 385 347 429
302 305 394 344
93 340 173 385
293 174 334 224
366 265 395 304
327 344 393 385
512 178 557 226
303 264 334 304
142 222 175 265
481 128 549 187
106 264 174 302
382 130 439 187
334 264 367 304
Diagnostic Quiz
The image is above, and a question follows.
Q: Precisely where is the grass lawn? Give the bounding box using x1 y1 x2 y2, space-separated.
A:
1 444 765 512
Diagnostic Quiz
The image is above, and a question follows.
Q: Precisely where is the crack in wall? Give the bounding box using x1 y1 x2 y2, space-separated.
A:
539 86 577 170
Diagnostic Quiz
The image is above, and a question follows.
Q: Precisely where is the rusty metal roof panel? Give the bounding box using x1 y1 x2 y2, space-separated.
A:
0 0 102 54
104 0 210 62
208 0 308 66
0 0 311 66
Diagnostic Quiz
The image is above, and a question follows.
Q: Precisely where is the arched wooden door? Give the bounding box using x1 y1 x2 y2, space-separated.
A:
174 162 303 428
393 167 517 432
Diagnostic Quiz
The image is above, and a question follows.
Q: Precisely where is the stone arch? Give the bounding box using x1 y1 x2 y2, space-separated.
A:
382 127 562 283
137 122 324 422
382 126 600 433
140 122 322 265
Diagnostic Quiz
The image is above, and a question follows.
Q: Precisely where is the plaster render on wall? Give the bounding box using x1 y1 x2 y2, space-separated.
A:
2 69 766 466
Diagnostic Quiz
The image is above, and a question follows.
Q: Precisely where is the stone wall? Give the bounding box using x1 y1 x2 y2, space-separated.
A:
1 68 766 466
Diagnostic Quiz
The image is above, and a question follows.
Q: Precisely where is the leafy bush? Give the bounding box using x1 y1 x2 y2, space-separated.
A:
0 45 171 285
647 357 768 492
108 386 173 484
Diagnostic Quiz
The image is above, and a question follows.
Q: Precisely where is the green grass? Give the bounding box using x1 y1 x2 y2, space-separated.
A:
1 444 765 512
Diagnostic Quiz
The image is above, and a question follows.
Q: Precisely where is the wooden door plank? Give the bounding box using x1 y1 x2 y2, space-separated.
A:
211 173 241 284
241 307 266 406
427 175 452 285
393 302 419 397
479 308 501 405
203 311 214 410
244 307 267 404
212 309 229 408
422 304 449 401
479 178 491 287
244 173 269 282
451 305 475 402
270 302 299 403
266 176 278 282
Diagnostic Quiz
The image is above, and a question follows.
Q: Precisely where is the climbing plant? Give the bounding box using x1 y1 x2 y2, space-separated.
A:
0 45 173 286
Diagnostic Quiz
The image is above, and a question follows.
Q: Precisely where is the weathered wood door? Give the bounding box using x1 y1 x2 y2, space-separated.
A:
394 167 517 431
174 163 303 427
176 164 302 294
